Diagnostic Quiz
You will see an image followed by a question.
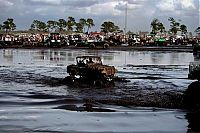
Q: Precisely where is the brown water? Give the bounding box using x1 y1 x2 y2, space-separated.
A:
0 48 198 132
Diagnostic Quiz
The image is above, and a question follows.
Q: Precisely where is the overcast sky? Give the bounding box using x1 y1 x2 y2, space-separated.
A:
0 0 199 33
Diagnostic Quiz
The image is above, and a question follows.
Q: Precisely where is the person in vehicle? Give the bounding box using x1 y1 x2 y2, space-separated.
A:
87 58 93 63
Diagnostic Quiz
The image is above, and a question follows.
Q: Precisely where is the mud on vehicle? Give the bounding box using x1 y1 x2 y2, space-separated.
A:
66 56 117 87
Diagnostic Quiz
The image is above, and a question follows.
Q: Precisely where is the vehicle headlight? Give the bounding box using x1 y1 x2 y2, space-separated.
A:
51 40 55 42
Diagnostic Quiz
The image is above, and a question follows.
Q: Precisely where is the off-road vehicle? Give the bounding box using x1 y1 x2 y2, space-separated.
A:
66 56 117 87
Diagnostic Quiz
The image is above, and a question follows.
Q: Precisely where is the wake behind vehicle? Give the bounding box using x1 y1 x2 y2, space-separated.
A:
66 56 117 87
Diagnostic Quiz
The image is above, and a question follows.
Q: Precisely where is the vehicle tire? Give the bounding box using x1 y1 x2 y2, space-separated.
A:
90 43 95 49
62 76 74 84
94 80 103 87
184 81 200 110
103 43 109 49
23 41 29 46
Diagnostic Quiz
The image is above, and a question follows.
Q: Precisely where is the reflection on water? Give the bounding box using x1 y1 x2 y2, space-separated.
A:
0 49 194 66
2 49 13 63
35 50 68 61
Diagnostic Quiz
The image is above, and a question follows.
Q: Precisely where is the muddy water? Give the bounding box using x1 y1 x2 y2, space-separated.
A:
0 48 197 132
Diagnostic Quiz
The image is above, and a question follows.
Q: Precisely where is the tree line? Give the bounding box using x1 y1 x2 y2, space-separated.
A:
0 17 121 34
30 17 122 34
0 17 200 35
150 17 188 35
30 17 95 33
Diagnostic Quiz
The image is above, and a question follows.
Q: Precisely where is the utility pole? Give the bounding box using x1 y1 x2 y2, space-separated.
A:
125 0 128 34
124 0 128 42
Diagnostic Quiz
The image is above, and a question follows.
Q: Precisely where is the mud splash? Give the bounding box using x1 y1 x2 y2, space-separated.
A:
0 65 186 109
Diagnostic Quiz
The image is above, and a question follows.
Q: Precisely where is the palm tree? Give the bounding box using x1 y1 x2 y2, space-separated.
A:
101 21 119 34
150 18 160 34
31 20 47 32
38 21 47 32
79 18 86 32
180 24 187 35
66 16 75 32
86 18 95 33
57 19 66 32
168 17 180 35
158 22 165 33
32 20 39 31
75 22 83 33
47 20 57 32
3 18 16 33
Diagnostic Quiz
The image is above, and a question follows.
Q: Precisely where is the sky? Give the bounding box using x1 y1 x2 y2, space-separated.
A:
0 0 199 33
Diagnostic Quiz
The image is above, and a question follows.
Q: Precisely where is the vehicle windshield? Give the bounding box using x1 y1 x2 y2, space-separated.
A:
76 56 102 65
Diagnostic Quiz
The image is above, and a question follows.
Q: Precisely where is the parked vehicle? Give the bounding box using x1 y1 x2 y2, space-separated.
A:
154 37 168 46
77 36 109 48
1 34 14 45
127 34 140 46
68 34 83 46
47 33 61 47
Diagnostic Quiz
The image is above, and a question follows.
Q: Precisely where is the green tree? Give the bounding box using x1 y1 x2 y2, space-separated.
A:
3 18 16 33
75 22 83 33
75 18 87 33
101 21 119 34
168 17 180 35
79 18 86 32
31 20 47 32
86 18 95 33
31 20 39 31
66 16 76 32
47 20 57 32
180 24 187 34
57 19 66 32
150 18 160 34
150 18 165 34
158 22 165 33
38 21 47 32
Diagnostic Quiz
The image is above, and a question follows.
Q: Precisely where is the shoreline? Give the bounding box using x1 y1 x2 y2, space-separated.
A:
1 45 193 52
